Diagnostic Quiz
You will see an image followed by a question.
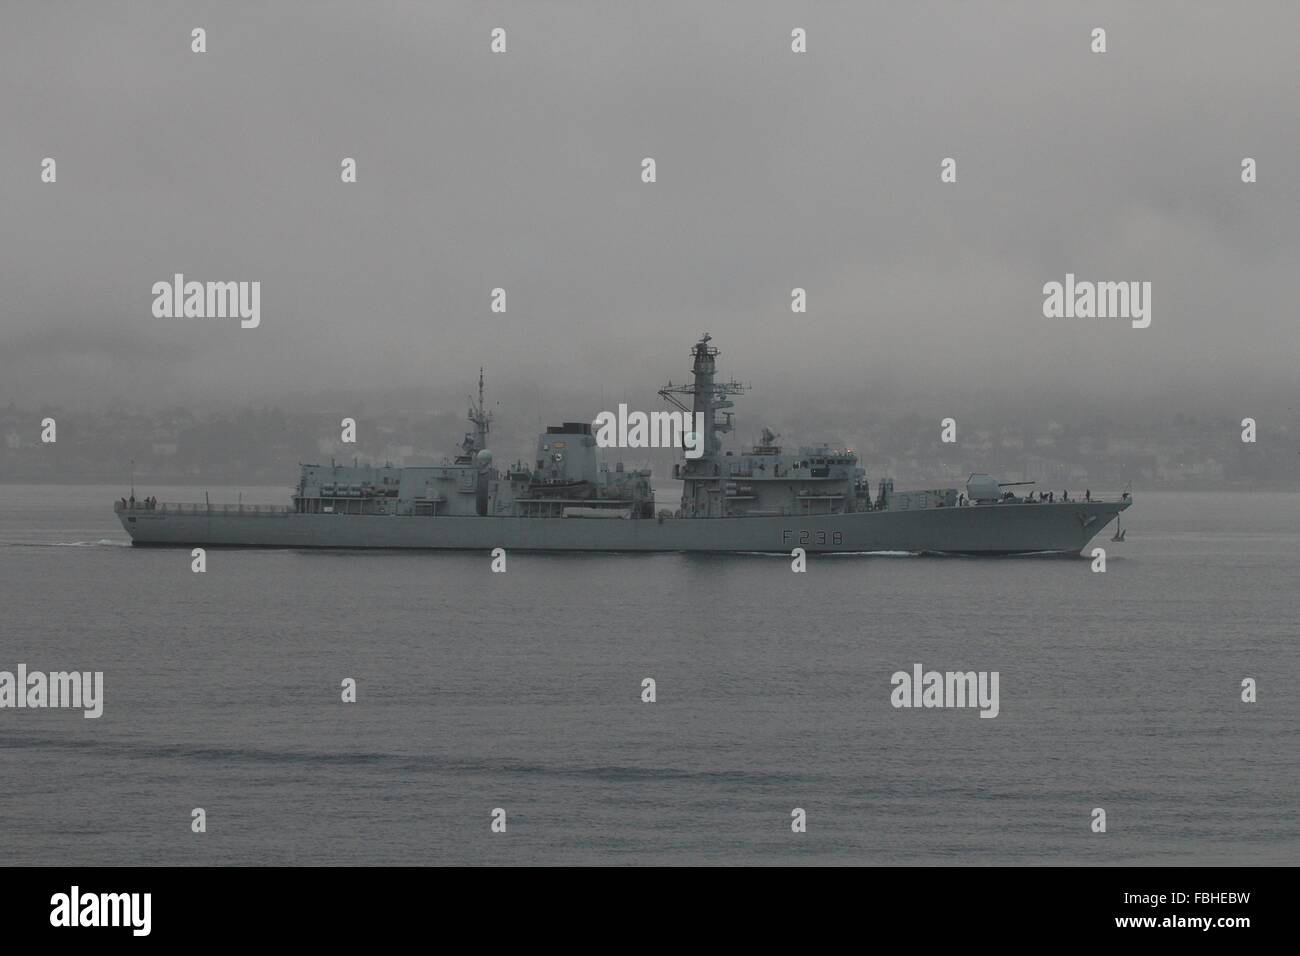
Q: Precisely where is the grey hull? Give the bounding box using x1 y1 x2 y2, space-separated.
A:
117 499 1128 555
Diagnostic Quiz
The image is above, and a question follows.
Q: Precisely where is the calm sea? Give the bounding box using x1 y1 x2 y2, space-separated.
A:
0 484 1295 865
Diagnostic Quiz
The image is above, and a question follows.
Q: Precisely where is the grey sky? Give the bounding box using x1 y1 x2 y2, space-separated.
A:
3 1 1298 425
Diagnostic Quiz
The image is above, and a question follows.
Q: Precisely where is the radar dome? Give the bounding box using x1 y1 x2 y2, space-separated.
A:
476 449 493 464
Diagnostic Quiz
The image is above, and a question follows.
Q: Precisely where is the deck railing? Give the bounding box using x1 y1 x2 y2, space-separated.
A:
114 501 294 515
110 489 1133 517
962 490 1133 506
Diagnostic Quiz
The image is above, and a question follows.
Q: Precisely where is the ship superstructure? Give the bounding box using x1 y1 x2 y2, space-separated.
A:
115 334 1130 554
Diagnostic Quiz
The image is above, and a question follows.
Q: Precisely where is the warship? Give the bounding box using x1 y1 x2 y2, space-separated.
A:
115 334 1130 554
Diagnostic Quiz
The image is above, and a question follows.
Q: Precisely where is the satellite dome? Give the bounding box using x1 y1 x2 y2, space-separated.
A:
476 449 493 464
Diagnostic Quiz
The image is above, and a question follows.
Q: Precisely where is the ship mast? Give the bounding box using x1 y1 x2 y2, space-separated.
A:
457 367 493 462
471 366 492 450
659 333 746 515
